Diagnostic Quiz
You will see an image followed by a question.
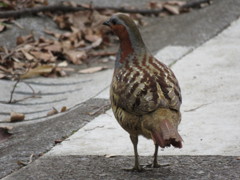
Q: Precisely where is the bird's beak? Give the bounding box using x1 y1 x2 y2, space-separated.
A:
103 20 111 26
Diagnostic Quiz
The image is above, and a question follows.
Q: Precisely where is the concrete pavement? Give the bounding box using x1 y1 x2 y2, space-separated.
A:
0 70 112 122
1 0 240 179
47 17 240 157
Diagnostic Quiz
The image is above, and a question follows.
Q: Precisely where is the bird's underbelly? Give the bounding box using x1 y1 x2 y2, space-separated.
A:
111 102 151 139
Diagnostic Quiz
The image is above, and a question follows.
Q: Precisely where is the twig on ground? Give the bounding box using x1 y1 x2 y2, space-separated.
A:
0 0 212 19
8 79 41 104
8 78 20 103
24 82 36 95
10 94 41 104
181 0 212 9
184 103 210 112
12 20 24 29
17 154 34 166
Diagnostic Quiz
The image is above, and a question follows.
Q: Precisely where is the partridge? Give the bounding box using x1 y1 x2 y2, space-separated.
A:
103 14 183 171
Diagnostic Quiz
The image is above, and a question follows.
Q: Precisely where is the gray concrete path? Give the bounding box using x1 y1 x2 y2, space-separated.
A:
0 70 112 122
47 17 240 157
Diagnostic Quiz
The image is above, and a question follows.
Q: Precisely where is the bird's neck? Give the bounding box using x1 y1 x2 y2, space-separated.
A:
118 38 134 62
118 31 146 64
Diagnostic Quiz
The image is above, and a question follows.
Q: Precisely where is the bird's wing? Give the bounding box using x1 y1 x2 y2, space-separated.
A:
111 57 181 115
153 58 182 111
138 57 182 113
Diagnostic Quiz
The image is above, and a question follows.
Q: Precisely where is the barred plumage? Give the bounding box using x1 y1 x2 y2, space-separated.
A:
104 14 183 171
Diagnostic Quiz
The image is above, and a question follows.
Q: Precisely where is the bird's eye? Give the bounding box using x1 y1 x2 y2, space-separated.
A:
111 19 117 25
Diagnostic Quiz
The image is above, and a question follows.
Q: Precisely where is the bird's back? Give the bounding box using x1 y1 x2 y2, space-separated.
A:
111 51 181 116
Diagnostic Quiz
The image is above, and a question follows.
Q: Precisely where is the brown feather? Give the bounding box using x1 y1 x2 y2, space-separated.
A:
105 14 183 170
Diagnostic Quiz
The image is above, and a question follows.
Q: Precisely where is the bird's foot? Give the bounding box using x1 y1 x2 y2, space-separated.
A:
144 162 170 168
123 165 151 172
123 165 143 172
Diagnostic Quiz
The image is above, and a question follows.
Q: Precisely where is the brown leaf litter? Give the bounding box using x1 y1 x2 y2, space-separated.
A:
0 0 211 80
10 112 25 122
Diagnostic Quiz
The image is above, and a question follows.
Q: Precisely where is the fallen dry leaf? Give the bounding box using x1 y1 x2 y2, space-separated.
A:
0 64 7 71
43 43 62 52
12 20 24 29
78 66 108 74
30 51 56 63
16 34 35 45
44 29 61 38
10 112 25 122
0 23 6 32
149 1 163 9
47 107 58 116
85 34 101 43
166 1 186 6
60 106 67 112
0 126 13 142
0 73 6 79
20 65 54 79
54 67 67 77
54 139 63 144
105 154 117 158
163 4 180 15
64 50 86 64
21 49 35 61
91 37 103 48
58 61 68 67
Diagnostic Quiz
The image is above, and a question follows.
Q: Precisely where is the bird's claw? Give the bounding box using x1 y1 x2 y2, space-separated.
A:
123 165 152 172
144 162 170 168
123 166 143 172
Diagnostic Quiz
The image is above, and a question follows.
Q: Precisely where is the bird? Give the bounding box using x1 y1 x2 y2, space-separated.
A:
103 14 183 171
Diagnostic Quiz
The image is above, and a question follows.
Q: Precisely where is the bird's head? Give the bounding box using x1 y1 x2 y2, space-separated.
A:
103 14 145 50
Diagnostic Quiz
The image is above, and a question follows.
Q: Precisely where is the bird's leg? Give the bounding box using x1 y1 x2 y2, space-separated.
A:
153 144 160 168
124 135 143 172
145 144 170 168
131 135 141 171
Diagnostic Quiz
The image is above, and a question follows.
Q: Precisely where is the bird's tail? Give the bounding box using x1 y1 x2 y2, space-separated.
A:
151 119 183 148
